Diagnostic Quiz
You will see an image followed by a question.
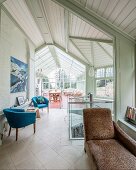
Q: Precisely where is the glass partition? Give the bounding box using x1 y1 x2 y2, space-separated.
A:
68 96 113 139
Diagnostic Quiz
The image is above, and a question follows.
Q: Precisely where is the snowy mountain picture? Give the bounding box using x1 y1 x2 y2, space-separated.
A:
10 56 28 93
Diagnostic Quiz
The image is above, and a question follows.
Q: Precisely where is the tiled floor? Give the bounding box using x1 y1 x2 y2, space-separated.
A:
0 108 91 170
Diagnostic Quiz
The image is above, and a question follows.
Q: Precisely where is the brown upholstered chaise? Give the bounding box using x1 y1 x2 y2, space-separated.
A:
83 108 136 170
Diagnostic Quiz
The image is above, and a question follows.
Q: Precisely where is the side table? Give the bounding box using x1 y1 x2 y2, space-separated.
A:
26 107 40 118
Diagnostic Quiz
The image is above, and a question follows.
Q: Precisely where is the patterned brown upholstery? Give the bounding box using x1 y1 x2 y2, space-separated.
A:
83 108 136 170
114 122 136 157
83 108 114 141
87 139 136 170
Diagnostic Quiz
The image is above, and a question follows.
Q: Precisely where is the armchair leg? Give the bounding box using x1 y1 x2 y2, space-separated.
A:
1 134 3 140
8 127 11 136
33 123 36 133
84 147 86 153
16 128 18 141
47 106 49 113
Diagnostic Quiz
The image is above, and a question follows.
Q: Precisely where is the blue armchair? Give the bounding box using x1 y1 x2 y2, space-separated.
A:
3 108 36 141
32 96 49 112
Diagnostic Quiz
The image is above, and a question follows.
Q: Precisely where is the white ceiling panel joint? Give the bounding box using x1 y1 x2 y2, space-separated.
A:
69 36 112 43
64 9 69 52
38 0 54 44
70 39 92 65
48 45 61 68
97 42 113 59
54 43 88 66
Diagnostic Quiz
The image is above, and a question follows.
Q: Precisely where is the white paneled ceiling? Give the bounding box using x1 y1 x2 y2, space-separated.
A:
3 0 44 47
2 0 115 69
70 13 111 40
74 0 136 39
68 41 88 63
42 0 65 47
25 0 53 44
71 39 113 67
71 39 93 65
93 42 113 67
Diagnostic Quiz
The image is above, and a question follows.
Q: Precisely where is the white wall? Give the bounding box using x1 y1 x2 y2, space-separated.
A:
0 9 35 110
28 47 35 100
115 37 135 120
86 66 94 95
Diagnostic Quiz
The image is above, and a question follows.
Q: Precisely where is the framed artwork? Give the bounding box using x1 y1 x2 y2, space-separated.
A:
125 106 136 125
10 56 28 93
17 96 25 106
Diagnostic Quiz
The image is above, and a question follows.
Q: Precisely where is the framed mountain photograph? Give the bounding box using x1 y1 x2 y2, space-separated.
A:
10 56 28 93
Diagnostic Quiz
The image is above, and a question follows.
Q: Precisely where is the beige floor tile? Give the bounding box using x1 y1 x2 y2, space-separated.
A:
39 134 61 147
57 146 82 164
2 134 16 147
0 154 15 170
0 145 9 155
35 145 59 164
0 108 91 170
22 134 40 146
15 155 45 169
43 155 71 170
10 147 35 166
73 153 91 170
28 139 49 154
6 140 25 154
71 140 84 146
50 141 69 153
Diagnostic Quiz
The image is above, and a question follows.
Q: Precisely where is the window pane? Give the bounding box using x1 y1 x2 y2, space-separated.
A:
96 79 113 98
96 79 106 97
106 67 113 77
105 79 113 98
43 83 49 89
64 82 70 89
71 82 76 88
50 82 55 89
77 81 85 93
96 68 105 78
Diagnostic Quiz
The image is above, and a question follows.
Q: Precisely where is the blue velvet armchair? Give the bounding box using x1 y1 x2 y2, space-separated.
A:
3 108 36 141
32 96 49 112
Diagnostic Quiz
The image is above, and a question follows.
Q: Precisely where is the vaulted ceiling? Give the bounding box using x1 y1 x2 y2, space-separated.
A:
35 46 86 78
73 0 136 39
2 0 134 74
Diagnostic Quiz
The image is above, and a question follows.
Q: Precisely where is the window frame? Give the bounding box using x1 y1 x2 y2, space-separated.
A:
94 66 114 99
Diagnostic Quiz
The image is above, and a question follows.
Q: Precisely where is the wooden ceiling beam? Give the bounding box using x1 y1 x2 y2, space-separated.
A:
97 42 113 59
53 0 135 43
48 45 61 68
69 36 113 44
70 39 93 66
54 43 89 66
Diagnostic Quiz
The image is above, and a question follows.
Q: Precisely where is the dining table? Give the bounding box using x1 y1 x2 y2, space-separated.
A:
49 90 62 102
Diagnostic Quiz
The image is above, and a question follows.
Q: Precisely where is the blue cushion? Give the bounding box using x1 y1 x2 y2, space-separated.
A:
37 104 47 109
32 96 49 109
36 96 45 104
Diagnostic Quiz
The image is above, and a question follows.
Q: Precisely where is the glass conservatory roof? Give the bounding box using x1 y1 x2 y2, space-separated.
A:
35 45 86 78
